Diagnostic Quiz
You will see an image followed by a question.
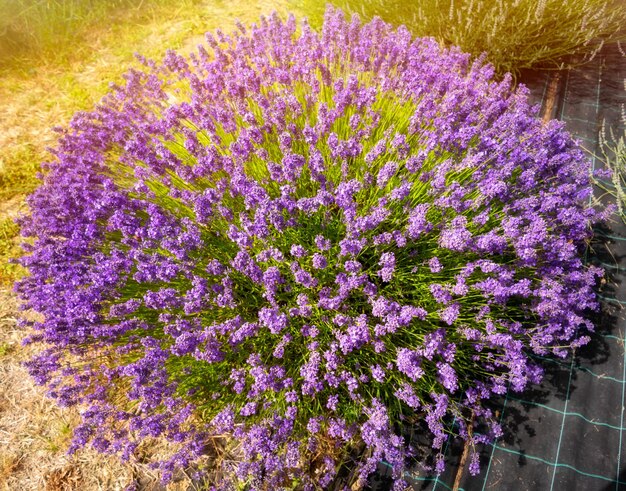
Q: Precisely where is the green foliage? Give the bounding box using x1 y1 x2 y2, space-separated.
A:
0 144 41 199
0 342 13 357
297 0 626 77
0 215 23 285
0 146 39 283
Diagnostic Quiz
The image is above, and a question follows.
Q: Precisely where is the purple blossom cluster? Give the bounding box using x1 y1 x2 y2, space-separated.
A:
16 7 604 488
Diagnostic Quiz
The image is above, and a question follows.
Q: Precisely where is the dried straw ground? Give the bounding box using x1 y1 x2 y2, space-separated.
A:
0 288 184 491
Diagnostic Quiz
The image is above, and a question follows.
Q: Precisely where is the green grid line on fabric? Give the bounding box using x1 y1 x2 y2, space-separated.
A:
572 133 596 142
506 394 626 431
594 231 626 241
564 115 606 125
549 355 576 491
560 100 600 109
388 438 626 491
603 334 625 342
532 355 626 384
379 460 465 491
594 260 625 272
491 443 626 486
592 178 626 189
597 294 626 306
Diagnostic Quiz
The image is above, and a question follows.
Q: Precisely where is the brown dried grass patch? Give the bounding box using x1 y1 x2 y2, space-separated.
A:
0 287 198 490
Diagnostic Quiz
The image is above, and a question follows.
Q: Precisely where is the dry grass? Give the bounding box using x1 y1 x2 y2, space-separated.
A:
0 288 192 490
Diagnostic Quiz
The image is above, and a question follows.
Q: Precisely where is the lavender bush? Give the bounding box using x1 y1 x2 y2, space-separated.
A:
16 7 604 489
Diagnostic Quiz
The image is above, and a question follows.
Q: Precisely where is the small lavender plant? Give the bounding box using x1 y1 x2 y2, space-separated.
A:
16 8 604 489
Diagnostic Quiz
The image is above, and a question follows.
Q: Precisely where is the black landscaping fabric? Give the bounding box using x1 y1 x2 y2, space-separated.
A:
371 44 626 491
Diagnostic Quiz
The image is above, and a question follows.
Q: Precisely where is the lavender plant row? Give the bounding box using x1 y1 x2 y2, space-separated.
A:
16 8 604 489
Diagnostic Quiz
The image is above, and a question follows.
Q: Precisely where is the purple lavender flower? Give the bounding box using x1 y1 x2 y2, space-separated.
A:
378 252 396 282
428 257 443 273
15 6 604 489
440 303 461 325
290 244 306 258
396 348 425 381
310 253 326 270
377 162 398 188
